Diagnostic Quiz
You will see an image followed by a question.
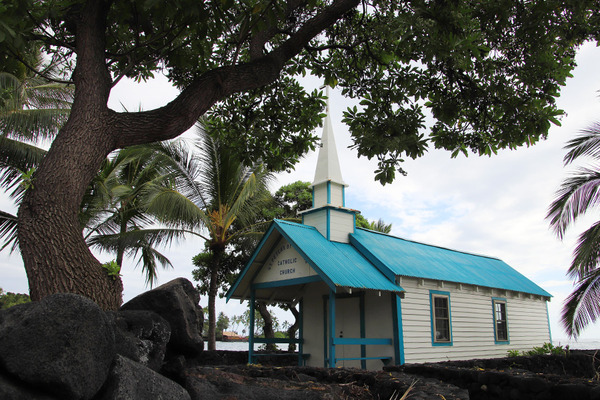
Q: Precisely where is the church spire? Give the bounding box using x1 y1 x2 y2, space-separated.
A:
313 87 346 187
300 86 358 243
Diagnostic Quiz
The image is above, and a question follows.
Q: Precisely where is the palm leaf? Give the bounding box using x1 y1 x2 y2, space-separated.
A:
562 268 600 338
0 210 18 253
0 137 47 201
569 221 600 280
547 166 600 239
563 124 600 165
87 228 190 254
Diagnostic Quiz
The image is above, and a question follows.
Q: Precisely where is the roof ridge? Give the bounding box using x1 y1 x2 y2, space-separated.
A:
355 227 502 262
274 218 316 229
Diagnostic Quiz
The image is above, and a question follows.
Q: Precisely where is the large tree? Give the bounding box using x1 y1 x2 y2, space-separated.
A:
3 0 597 309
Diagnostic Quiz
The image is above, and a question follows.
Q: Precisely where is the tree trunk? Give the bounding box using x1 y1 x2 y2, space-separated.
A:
17 0 123 310
207 250 222 351
256 301 277 352
287 305 300 352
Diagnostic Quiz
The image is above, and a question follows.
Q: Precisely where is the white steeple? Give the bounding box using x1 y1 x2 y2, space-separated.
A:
300 86 358 243
313 89 346 187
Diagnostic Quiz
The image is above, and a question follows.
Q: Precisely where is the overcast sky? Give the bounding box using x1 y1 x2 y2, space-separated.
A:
2 42 600 344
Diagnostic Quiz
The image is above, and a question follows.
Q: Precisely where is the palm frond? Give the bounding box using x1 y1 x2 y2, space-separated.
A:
568 221 600 280
87 228 189 253
547 166 600 239
0 136 47 200
0 210 18 253
144 185 209 233
133 246 173 287
563 124 600 165
0 108 70 142
562 268 600 338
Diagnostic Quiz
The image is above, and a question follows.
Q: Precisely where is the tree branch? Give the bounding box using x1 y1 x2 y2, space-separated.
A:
111 0 360 148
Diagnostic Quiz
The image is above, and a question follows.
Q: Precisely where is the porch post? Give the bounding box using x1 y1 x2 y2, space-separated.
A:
248 288 256 364
359 292 366 369
328 289 336 368
391 293 405 365
298 298 304 366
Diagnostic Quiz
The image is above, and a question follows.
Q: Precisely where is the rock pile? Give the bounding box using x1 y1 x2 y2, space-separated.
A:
0 278 201 400
0 277 468 400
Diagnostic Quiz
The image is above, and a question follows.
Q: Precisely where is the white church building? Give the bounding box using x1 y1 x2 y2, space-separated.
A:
226 101 552 370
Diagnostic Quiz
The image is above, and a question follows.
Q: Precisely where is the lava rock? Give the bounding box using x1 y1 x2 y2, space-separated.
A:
0 374 59 400
121 278 204 357
95 355 191 400
0 294 115 400
109 310 171 371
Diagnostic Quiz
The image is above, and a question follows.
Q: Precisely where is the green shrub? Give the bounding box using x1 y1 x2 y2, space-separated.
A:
507 343 565 357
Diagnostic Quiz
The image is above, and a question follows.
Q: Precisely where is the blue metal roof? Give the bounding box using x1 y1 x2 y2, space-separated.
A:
350 228 551 297
226 220 403 301
275 220 403 293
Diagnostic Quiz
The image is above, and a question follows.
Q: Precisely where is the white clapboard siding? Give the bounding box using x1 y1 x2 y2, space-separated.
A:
313 184 328 208
330 182 344 206
400 277 550 363
303 210 327 238
329 211 353 243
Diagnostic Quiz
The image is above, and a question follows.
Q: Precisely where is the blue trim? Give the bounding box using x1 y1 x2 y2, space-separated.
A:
323 296 328 368
254 338 301 344
226 222 278 301
248 289 256 364
348 234 397 282
333 338 392 345
327 181 331 204
429 290 453 346
328 290 336 368
392 293 405 365
492 297 510 344
342 186 346 207
298 299 304 366
252 275 322 289
359 292 366 369
546 301 553 344
326 208 331 240
300 206 358 216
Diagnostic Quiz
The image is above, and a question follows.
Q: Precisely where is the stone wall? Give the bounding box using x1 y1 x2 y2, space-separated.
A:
385 352 600 400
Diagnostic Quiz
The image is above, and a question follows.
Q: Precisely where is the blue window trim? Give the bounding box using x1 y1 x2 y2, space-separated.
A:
327 181 331 204
492 297 510 344
429 290 453 346
342 186 346 207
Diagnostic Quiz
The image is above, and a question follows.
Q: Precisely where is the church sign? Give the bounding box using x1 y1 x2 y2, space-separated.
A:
254 240 317 284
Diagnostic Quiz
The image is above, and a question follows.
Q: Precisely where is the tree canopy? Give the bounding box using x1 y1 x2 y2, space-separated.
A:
2 0 598 309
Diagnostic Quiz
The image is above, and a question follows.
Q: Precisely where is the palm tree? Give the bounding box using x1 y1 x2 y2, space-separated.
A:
547 123 600 337
151 125 273 350
82 141 201 287
0 51 72 252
